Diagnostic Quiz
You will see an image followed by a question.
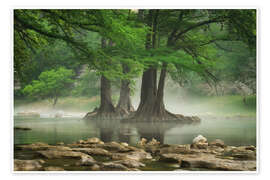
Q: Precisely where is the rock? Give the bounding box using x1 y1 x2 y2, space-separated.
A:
14 159 44 171
90 164 100 171
113 159 145 168
17 142 50 151
223 146 256 160
191 135 208 149
209 139 225 148
120 142 129 147
192 135 207 144
72 147 111 156
44 166 65 171
159 144 191 154
77 140 84 144
102 162 130 171
76 156 96 166
179 153 256 171
111 151 152 162
17 143 72 151
86 137 103 144
37 150 90 159
191 142 208 149
159 153 182 164
245 145 256 151
147 138 160 146
168 164 181 168
57 142 65 146
102 142 131 152
137 138 147 146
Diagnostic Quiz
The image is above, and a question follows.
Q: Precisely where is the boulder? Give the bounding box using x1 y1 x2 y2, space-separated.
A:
192 135 207 144
14 159 44 171
191 135 208 149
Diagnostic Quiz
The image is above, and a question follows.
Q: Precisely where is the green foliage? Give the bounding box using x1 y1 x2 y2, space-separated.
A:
18 41 81 87
23 67 74 105
72 70 100 97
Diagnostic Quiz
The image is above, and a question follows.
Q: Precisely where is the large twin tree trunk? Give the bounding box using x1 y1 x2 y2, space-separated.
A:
131 64 179 121
84 38 134 120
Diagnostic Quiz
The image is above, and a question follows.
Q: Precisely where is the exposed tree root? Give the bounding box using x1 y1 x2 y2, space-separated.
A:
83 107 134 120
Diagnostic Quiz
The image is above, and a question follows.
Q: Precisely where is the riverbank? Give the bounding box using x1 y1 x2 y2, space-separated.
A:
14 95 256 118
14 136 256 171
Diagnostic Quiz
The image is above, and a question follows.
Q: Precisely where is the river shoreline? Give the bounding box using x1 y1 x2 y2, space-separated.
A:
14 136 256 171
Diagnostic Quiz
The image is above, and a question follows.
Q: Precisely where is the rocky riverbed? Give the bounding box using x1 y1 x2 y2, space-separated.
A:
14 135 256 171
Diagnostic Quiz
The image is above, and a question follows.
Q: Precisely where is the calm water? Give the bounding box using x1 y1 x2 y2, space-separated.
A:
14 116 256 146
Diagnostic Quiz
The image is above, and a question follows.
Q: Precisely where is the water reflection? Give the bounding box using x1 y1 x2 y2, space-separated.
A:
14 116 256 146
85 119 200 144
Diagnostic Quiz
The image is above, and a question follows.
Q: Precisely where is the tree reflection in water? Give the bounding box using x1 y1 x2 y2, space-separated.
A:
84 119 200 144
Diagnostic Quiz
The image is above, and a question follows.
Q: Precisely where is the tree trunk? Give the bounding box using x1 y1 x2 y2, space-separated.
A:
98 75 115 113
53 96 58 108
84 38 116 120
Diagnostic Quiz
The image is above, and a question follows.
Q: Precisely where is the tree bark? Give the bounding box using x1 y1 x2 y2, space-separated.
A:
98 75 115 113
116 65 135 114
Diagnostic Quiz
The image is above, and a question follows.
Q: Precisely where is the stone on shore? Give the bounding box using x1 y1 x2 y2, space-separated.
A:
14 159 44 171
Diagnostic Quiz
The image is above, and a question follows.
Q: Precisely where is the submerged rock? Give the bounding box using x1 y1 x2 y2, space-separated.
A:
14 159 44 171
